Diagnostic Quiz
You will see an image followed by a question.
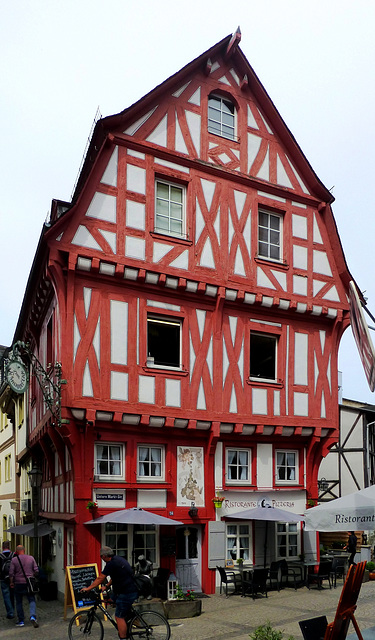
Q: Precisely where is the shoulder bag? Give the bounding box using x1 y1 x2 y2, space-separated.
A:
16 555 39 595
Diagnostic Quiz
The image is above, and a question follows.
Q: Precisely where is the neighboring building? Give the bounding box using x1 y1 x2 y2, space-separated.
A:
318 398 375 549
0 347 29 548
319 398 375 502
5 31 358 595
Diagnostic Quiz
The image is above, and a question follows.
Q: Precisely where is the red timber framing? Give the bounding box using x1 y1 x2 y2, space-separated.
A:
13 31 359 595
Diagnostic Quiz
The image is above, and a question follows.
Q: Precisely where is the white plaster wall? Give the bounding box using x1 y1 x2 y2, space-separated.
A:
256 443 273 488
214 442 223 490
294 333 308 385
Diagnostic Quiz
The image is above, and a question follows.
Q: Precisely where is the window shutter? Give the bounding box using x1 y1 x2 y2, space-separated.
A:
208 520 226 568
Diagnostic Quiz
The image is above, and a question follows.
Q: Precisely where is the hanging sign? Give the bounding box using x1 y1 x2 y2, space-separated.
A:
349 281 375 392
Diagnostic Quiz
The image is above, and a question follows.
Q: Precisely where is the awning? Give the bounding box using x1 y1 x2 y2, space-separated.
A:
6 522 55 537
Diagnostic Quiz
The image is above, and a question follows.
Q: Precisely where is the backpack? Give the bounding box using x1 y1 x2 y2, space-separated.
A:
0 551 14 581
133 573 153 597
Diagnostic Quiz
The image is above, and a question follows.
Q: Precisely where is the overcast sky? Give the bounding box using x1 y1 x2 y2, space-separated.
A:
1 0 375 403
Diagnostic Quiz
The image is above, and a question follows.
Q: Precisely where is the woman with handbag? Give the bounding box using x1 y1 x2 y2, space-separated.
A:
9 545 39 628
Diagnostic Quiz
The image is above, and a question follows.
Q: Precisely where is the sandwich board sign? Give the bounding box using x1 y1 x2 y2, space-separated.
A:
64 563 101 619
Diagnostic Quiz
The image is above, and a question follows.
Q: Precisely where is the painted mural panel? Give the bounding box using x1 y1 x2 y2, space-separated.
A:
177 446 205 507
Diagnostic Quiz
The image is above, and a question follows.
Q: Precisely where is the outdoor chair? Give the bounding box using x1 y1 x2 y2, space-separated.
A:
268 560 283 591
280 559 300 590
242 568 269 599
299 616 328 640
307 560 332 590
153 567 170 600
330 556 347 588
216 566 242 596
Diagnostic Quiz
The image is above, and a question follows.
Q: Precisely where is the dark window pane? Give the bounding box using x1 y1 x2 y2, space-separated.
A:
147 318 180 367
250 333 277 379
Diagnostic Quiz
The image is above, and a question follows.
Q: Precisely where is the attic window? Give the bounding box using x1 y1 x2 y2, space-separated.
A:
208 95 235 140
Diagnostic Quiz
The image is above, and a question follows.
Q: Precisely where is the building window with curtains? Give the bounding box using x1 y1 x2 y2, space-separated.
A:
276 523 299 559
226 523 251 561
276 450 298 484
105 523 129 559
133 525 157 564
226 448 251 484
137 445 164 480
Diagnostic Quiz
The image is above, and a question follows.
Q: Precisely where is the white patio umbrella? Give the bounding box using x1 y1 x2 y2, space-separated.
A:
85 507 184 567
226 504 303 567
84 507 183 526
304 484 375 532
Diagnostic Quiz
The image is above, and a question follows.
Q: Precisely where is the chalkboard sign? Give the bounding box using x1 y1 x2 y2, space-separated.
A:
64 564 100 619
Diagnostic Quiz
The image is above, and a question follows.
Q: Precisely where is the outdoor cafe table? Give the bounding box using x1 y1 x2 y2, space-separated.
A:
289 560 318 584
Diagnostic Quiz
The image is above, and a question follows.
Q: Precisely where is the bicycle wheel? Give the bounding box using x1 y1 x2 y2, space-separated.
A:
128 610 170 640
68 610 104 640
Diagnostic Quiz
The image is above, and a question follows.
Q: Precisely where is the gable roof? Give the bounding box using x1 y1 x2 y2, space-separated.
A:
71 32 334 206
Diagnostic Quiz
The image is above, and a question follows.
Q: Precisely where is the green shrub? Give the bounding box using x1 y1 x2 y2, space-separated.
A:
366 561 375 572
249 621 294 640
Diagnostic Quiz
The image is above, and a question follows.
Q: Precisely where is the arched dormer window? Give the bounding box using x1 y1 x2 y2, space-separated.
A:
208 94 236 140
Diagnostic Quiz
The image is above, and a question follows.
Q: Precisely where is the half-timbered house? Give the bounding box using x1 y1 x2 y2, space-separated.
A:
9 31 358 595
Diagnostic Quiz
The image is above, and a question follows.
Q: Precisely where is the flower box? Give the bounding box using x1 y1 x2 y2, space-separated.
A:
212 496 225 508
164 599 202 619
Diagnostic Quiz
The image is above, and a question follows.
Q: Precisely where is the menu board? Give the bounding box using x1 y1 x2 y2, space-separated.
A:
64 564 100 618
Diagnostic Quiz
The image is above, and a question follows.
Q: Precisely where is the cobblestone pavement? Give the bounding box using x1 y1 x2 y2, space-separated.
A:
1 580 375 639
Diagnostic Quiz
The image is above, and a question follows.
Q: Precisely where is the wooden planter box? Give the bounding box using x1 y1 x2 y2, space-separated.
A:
164 599 202 619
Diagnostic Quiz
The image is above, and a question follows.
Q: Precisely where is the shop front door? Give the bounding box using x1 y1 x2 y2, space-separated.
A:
175 526 202 592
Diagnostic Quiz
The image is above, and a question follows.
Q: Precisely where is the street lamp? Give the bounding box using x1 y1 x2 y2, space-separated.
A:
28 466 42 564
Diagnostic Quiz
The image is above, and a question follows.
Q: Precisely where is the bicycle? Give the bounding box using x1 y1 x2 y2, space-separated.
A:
68 589 170 640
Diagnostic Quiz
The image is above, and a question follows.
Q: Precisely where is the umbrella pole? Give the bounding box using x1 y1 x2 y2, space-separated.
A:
263 522 268 568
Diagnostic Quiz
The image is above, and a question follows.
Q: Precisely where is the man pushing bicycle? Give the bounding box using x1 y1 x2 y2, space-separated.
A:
81 546 138 640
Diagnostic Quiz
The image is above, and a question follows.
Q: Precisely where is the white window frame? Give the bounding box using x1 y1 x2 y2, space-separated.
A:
4 454 11 482
225 448 251 485
258 209 283 262
275 449 298 485
276 522 300 560
67 528 74 567
95 442 125 481
137 445 165 482
226 522 252 562
103 524 159 567
147 315 182 370
208 94 236 141
154 179 186 238
250 332 278 383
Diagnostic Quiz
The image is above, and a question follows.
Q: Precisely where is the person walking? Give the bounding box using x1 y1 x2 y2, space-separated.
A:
346 531 358 566
9 545 39 628
81 546 138 640
0 540 15 618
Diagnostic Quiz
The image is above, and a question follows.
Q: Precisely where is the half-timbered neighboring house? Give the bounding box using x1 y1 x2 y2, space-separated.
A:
9 31 358 595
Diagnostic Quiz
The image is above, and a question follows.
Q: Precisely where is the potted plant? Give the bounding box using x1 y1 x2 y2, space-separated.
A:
164 584 202 619
86 500 98 512
366 561 375 580
212 495 225 508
